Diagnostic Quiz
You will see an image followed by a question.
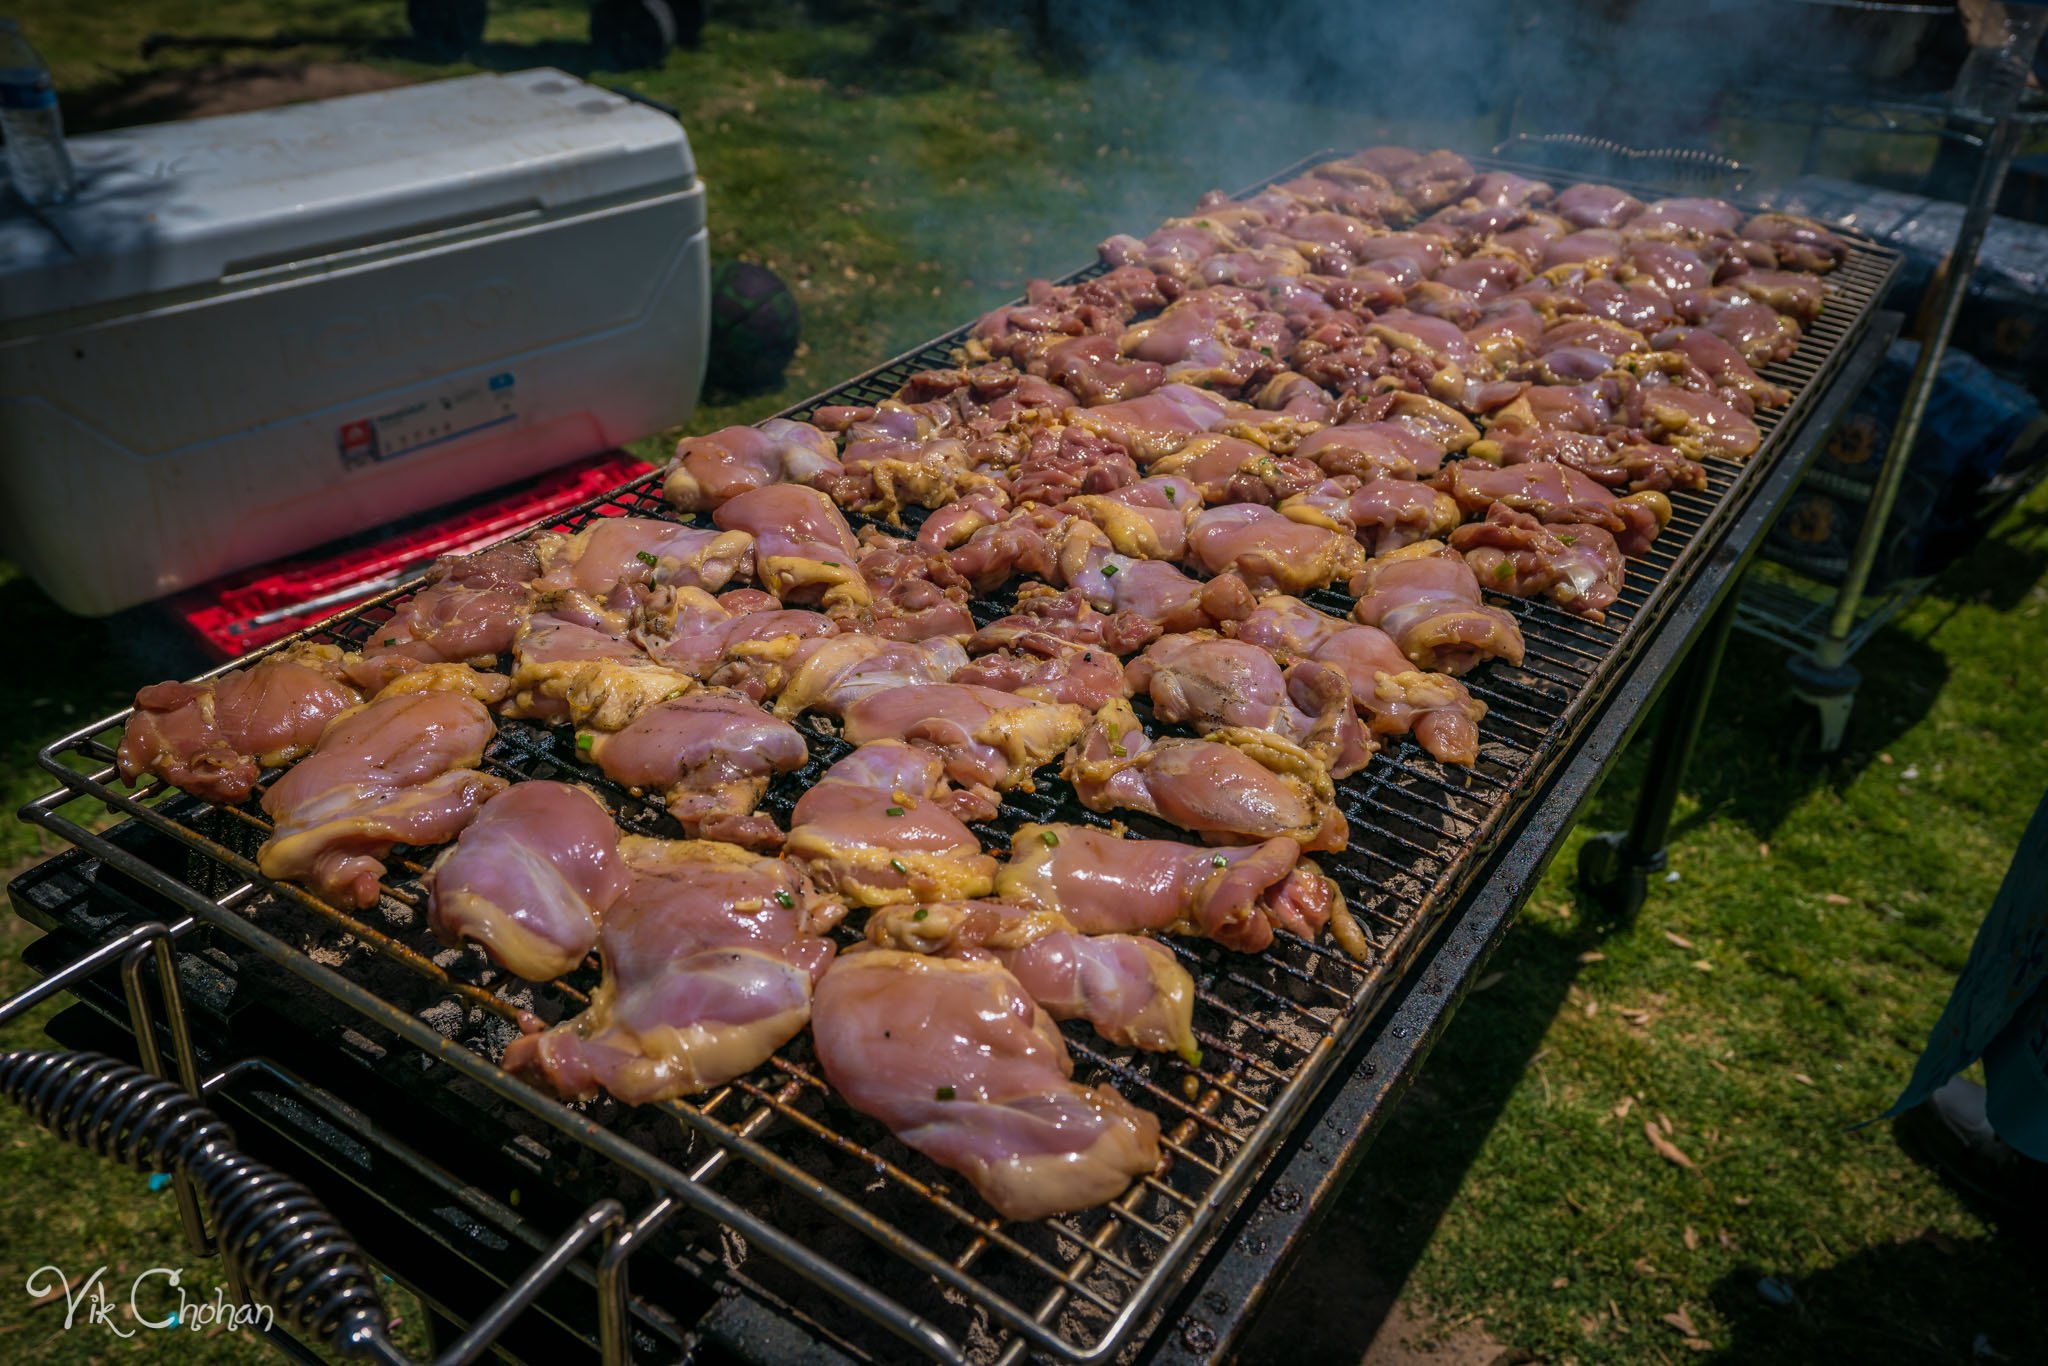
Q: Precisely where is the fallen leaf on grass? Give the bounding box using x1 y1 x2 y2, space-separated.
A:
1614 1096 1636 1120
1619 1007 1654 1028
1551 1276 1570 1289
1792 1072 1816 1087
1718 1228 1737 1250
1693 960 1715 973
1659 1112 1674 1134
1879 752 1894 765
1664 930 1695 950
1707 1057 1729 1073
1662 1307 1700 1337
1684 1337 1714 1352
1584 997 1600 1018
1472 970 1506 993
1822 893 1851 906
1645 1121 1697 1168
1683 1226 1699 1251
1579 950 1606 964
1733 1195 1752 1207
1757 841 1771 858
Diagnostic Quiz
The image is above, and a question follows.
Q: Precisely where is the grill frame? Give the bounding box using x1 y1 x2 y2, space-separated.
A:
14 155 1898 1365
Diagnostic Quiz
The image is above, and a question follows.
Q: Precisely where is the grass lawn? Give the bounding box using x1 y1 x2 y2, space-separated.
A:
3 4 2046 1360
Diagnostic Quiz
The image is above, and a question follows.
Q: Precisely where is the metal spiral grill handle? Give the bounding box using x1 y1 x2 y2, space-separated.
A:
0 1049 389 1351
1491 132 1747 186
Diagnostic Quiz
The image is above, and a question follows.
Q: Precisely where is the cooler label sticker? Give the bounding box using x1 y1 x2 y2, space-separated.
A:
339 372 519 469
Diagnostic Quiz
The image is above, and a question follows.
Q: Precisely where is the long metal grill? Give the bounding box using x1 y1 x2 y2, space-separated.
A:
21 156 1897 1363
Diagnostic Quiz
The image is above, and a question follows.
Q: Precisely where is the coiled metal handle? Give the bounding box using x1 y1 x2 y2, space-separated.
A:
1490 132 1748 189
0 1049 389 1352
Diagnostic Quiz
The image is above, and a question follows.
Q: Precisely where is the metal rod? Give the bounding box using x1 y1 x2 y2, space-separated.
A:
1625 588 1741 865
597 1198 675 1366
430 1201 625 1366
118 931 214 1260
0 914 197 1028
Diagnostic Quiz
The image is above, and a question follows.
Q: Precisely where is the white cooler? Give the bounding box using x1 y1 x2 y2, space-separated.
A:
0 68 707 616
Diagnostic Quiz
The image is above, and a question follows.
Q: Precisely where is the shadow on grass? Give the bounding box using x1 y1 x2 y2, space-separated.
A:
1704 1232 2048 1363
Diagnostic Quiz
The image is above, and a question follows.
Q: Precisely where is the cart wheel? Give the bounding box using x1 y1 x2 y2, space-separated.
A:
591 0 693 68
407 0 488 60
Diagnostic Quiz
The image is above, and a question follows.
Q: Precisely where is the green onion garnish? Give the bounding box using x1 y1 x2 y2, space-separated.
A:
774 890 794 908
1101 563 1119 577
575 733 593 752
913 907 929 921
823 561 841 568
886 805 904 817
890 858 909 875
935 1085 955 1101
1163 485 1177 501
1495 561 1515 581
381 638 397 646
635 550 659 568
1211 854 1228 868
1040 830 1060 848
1110 743 1127 757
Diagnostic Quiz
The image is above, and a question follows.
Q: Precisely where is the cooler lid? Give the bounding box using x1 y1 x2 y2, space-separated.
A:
0 69 696 324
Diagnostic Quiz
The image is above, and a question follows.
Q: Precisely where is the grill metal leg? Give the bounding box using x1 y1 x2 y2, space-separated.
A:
1577 588 1740 917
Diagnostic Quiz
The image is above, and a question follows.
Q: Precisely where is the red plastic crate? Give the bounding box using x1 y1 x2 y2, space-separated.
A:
174 452 652 660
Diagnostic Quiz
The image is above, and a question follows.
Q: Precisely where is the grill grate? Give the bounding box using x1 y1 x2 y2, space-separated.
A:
21 156 1898 1364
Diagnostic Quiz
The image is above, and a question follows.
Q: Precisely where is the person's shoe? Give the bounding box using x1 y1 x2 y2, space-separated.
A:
1894 1077 2048 1223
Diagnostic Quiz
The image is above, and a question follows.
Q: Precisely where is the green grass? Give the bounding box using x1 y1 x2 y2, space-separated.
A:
3 5 2047 1361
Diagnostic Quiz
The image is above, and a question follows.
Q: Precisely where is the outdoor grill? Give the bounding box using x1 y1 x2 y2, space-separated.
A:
4 153 1900 1365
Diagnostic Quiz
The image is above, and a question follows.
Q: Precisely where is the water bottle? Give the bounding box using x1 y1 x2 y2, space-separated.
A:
0 19 76 207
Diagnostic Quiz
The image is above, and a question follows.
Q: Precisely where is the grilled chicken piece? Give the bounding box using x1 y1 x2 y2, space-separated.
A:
1063 699 1348 853
1343 390 1480 454
1126 634 1374 778
712 484 868 612
1349 541 1526 675
1232 595 1486 765
770 634 968 719
783 742 999 907
662 419 842 512
1628 197 1743 241
1451 504 1628 622
864 900 1198 1059
1699 297 1800 367
1064 382 1239 462
1627 381 1763 462
1184 503 1366 595
258 685 508 909
1040 333 1166 406
852 529 976 642
1471 429 1708 496
1736 212 1846 273
971 587 1161 658
586 691 808 847
1659 327 1791 409
841 684 1089 794
996 821 1348 957
1058 521 1259 633
356 539 542 680
1552 183 1643 230
810 949 1162 1221
425 781 628 980
1006 425 1139 507
534 517 753 607
954 635 1133 710
1278 476 1460 556
504 838 843 1104
825 403 999 518
118 643 364 804
501 603 685 728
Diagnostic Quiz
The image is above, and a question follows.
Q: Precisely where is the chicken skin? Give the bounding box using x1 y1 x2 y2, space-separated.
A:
504 838 843 1104
783 742 1000 907
811 949 1161 1221
586 691 809 847
662 419 842 512
1348 541 1526 675
841 683 1089 795
425 781 628 980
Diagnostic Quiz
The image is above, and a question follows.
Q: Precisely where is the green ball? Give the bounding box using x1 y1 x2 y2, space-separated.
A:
707 261 801 392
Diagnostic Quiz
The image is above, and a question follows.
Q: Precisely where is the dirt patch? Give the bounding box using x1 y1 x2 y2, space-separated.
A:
1360 1299 1523 1366
68 62 414 134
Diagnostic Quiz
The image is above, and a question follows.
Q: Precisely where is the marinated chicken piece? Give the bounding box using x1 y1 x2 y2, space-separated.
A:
953 635 1133 710
1006 426 1140 507
770 634 968 719
1293 422 1450 481
1700 297 1801 366
1723 268 1825 325
1052 519 1260 633
425 781 628 981
1349 541 1526 675
118 643 364 804
1063 699 1348 853
811 950 1161 1221
1435 254 1528 304
1472 429 1707 496
827 403 997 518
852 530 976 643
783 742 1000 907
662 419 842 512
1737 212 1847 273
1451 504 1627 621
1065 382 1237 462
1628 382 1763 462
1342 389 1480 453
637 587 837 684
996 821 1348 957
1278 476 1460 556
1185 503 1366 595
864 900 1198 1059
1552 183 1643 230
1063 475 1201 561
504 838 843 1104
258 685 509 909
501 603 681 727
357 539 541 676
1619 240 1716 319
586 691 808 847
1230 595 1485 765
1440 460 1670 557
841 684 1090 793
1660 327 1792 409
713 484 868 612
1250 370 1339 423
1098 221 1231 279
1127 634 1374 778
1153 435 1322 507
534 517 753 606
1041 333 1166 405
971 585 1160 657
1628 197 1743 240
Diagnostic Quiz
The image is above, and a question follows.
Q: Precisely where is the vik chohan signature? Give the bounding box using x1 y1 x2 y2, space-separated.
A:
25 1264 274 1337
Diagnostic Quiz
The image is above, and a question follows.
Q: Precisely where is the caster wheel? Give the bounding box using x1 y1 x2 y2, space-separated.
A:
592 0 681 69
408 0 488 60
